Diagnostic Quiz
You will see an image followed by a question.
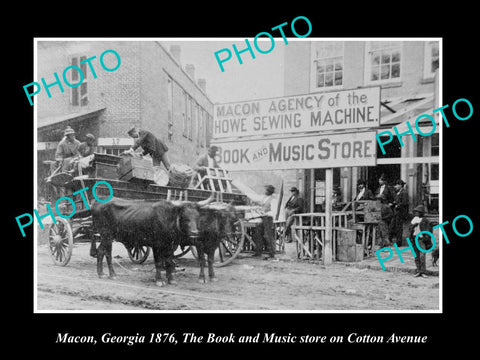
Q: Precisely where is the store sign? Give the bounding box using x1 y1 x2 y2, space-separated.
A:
213 131 377 171
97 137 134 146
213 87 380 139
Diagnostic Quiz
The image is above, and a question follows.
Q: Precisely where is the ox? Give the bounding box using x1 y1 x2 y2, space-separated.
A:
192 202 238 283
91 195 213 286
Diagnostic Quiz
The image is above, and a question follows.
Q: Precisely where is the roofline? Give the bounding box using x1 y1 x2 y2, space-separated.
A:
154 41 214 105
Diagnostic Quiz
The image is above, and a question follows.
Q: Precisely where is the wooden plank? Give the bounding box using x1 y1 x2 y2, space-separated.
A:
376 156 439 165
324 168 333 265
215 168 225 192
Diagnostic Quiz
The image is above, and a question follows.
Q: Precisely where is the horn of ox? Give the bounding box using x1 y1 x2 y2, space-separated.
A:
197 191 216 207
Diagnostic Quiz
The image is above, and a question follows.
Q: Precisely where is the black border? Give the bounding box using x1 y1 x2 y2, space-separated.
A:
8 5 478 355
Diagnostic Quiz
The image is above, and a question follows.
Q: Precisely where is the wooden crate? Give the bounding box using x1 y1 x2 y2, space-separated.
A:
117 157 154 183
336 229 363 262
363 200 382 223
90 153 121 180
90 163 118 179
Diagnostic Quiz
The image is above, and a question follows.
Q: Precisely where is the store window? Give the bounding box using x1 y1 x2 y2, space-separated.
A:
311 42 344 91
365 41 402 84
424 41 440 79
104 147 130 156
431 133 439 156
70 55 88 107
167 77 173 142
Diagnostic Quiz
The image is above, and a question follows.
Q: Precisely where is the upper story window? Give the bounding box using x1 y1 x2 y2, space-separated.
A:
423 41 439 80
365 41 402 85
167 77 173 142
311 42 344 91
69 55 88 107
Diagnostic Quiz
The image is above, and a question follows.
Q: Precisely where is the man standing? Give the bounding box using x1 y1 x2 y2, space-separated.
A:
410 205 432 278
375 174 395 205
283 187 304 243
390 179 409 246
55 127 81 172
354 180 374 201
252 185 276 260
377 194 393 248
126 127 171 170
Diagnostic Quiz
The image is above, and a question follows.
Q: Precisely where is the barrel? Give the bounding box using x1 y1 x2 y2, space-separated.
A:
167 163 195 188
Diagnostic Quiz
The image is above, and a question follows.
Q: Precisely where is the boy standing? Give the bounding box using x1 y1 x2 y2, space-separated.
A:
410 205 433 278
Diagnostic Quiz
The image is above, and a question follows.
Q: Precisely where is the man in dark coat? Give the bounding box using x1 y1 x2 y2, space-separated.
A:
375 174 395 205
354 179 374 201
127 127 171 170
409 205 433 278
377 194 393 248
389 179 409 246
283 187 304 243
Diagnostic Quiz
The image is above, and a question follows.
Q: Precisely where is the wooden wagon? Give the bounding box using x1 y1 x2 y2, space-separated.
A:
41 153 283 268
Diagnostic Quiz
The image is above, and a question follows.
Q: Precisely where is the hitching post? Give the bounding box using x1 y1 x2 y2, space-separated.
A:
324 168 333 264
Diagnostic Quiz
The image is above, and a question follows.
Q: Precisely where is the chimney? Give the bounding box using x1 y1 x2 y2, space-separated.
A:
185 64 195 80
170 45 181 63
197 78 207 93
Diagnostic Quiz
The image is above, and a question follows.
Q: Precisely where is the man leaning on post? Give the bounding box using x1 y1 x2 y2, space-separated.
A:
252 185 277 260
283 187 304 243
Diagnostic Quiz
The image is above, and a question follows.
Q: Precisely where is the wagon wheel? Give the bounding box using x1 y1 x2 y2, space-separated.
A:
189 219 246 267
274 221 286 253
125 244 151 264
214 219 245 267
174 245 191 259
48 217 74 266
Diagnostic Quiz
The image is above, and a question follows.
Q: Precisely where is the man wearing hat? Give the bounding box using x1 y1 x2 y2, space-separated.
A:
390 179 409 246
375 174 395 205
283 186 304 243
78 133 96 157
252 185 277 260
354 179 374 201
126 128 171 170
410 205 433 278
55 126 81 172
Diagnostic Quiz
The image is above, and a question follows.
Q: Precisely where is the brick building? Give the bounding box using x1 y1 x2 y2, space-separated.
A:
36 40 213 195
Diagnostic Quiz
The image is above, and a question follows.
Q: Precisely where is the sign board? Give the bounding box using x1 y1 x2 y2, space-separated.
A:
97 137 134 147
213 87 380 139
37 142 59 150
212 131 377 171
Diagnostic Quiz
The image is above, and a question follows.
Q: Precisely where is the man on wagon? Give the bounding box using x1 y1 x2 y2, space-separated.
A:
55 126 81 172
125 127 171 171
194 145 220 172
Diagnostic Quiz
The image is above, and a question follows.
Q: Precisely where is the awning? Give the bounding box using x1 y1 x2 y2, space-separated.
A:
379 93 434 127
37 107 106 131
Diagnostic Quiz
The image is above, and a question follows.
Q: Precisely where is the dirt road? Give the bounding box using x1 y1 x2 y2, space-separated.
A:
36 241 440 311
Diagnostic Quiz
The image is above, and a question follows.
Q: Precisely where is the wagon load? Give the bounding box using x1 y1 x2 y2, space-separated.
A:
167 163 195 188
117 156 155 183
